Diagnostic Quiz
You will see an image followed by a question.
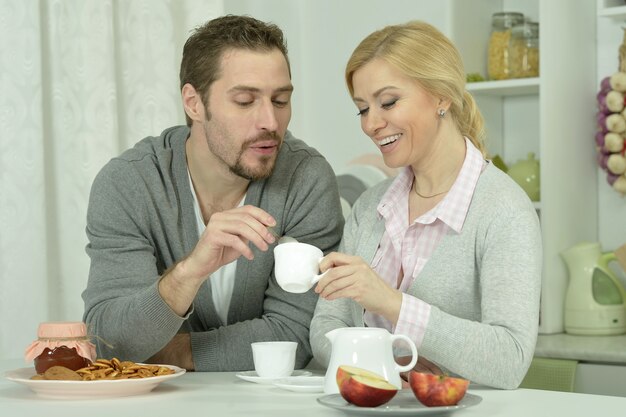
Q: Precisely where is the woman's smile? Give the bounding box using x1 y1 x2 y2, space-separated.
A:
376 133 402 147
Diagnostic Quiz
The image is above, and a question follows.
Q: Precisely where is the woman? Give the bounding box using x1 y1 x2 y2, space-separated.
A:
310 21 542 389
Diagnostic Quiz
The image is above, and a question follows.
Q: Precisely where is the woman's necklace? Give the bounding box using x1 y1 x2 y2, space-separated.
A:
413 178 452 199
413 185 450 198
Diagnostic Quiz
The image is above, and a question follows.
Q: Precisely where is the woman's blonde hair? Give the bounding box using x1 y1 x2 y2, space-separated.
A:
345 20 486 155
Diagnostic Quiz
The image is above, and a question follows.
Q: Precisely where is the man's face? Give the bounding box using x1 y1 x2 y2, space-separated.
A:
202 48 293 181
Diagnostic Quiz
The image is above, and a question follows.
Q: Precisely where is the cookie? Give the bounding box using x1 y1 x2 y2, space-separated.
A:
43 365 82 381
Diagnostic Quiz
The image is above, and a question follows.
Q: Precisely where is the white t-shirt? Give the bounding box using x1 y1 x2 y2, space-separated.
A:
188 171 244 325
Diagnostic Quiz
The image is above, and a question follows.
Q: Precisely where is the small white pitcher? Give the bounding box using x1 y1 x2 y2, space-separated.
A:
324 327 418 394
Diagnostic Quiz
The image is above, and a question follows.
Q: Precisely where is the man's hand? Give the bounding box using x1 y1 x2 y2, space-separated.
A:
159 205 277 316
146 333 195 371
182 205 278 278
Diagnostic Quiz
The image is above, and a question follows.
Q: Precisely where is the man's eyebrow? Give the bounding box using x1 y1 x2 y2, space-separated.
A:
228 85 294 94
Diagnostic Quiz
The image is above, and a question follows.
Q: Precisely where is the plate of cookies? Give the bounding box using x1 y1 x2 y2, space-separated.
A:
4 358 185 400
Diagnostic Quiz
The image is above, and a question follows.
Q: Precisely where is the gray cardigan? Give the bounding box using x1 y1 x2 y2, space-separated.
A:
310 163 542 389
82 126 344 371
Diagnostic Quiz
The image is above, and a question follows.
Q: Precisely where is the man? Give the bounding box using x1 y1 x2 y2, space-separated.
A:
82 15 344 371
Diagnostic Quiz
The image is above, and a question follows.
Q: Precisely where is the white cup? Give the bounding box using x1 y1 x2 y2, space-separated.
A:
251 341 297 378
273 242 328 293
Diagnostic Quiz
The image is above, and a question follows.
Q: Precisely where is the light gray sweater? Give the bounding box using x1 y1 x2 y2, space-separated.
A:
310 163 542 389
82 126 344 371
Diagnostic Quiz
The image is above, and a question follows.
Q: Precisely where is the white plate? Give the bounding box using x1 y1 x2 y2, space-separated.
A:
316 390 482 416
4 364 185 400
235 369 312 384
272 376 325 393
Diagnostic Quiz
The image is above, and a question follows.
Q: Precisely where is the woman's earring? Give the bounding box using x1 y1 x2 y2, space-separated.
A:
438 108 446 118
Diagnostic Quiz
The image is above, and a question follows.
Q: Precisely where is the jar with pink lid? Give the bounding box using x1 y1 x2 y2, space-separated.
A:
24 322 97 374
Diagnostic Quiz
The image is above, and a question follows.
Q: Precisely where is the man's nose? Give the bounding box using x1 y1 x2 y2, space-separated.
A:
257 100 279 132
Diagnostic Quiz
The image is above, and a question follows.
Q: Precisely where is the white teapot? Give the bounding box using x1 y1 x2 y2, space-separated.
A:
324 327 418 394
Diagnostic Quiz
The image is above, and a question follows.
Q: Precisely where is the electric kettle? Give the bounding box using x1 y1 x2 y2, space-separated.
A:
561 242 626 335
323 327 418 394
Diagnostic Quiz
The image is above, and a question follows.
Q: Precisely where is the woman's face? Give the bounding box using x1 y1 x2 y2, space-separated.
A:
351 58 442 169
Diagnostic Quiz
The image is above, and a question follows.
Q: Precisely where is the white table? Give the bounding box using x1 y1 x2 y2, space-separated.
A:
1 359 625 416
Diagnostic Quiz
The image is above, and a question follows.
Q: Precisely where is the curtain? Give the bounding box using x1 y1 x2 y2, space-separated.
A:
0 0 223 361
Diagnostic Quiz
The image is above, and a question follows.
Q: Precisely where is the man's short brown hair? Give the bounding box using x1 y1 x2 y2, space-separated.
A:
180 15 290 126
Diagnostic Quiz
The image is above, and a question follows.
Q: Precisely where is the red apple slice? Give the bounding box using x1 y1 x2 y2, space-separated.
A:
336 365 389 390
336 365 398 407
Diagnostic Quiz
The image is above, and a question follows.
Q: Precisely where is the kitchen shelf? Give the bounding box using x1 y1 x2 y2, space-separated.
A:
535 333 626 364
598 5 626 17
453 0 598 335
598 0 626 17
466 78 539 96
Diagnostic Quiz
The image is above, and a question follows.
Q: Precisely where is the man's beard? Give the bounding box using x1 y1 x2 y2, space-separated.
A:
203 108 282 181
229 132 281 181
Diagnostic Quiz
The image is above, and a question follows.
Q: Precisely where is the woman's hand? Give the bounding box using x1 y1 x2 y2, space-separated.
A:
315 252 403 323
398 356 444 386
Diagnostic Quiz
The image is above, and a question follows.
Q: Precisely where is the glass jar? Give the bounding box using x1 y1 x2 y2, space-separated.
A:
24 322 97 374
488 12 525 80
510 21 540 78
33 346 93 374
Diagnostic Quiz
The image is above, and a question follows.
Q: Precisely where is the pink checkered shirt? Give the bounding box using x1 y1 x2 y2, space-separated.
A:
363 138 485 347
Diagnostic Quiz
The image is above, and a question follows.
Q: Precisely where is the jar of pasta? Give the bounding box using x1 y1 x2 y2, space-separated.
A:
510 21 539 78
488 12 524 80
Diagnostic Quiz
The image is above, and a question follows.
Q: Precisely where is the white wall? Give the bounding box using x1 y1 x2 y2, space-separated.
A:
224 0 448 171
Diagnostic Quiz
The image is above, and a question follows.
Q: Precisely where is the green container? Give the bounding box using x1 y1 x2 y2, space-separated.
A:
508 152 540 201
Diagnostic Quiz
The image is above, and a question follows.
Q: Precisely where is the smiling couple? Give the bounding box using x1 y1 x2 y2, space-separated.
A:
82 14 541 391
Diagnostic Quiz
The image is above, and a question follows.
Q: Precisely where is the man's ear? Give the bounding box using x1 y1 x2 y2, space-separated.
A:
182 83 204 123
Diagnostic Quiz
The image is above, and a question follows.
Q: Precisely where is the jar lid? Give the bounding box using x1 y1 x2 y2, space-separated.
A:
512 21 539 37
24 321 97 363
37 321 88 338
492 12 524 18
491 12 525 28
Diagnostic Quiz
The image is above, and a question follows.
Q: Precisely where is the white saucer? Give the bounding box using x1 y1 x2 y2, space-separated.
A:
235 370 312 384
273 376 325 393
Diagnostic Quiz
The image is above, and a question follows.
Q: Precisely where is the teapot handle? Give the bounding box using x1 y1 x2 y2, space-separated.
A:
598 252 617 271
391 334 418 373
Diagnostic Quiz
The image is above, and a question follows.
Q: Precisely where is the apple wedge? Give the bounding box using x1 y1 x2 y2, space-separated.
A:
408 371 469 407
336 365 398 407
336 365 388 390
